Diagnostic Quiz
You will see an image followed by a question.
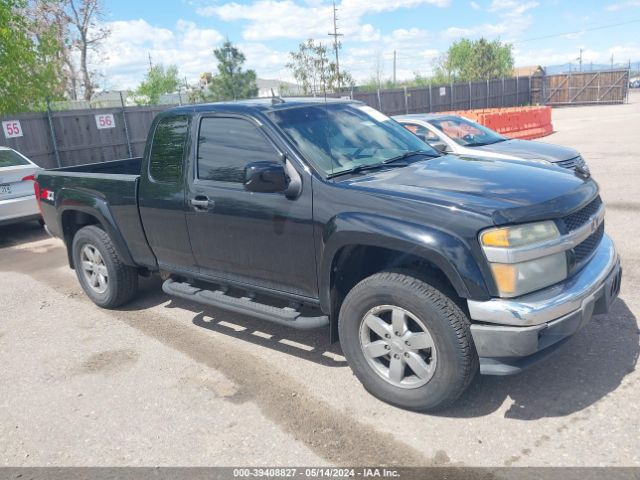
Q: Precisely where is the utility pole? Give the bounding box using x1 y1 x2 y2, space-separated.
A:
328 0 344 90
393 50 397 85
611 53 614 70
148 52 153 69
578 48 583 71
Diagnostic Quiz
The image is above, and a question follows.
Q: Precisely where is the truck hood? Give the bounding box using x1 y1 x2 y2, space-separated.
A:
472 138 580 163
343 154 597 225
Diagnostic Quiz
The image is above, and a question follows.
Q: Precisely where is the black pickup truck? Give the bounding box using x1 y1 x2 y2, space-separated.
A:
36 98 621 411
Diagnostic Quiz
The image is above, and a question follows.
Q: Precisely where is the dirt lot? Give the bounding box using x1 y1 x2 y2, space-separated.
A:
1 93 639 467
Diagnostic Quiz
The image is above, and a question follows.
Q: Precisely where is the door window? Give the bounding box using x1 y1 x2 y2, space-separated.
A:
197 117 279 184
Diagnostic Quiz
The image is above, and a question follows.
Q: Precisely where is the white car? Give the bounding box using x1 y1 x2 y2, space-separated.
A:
394 113 590 174
0 147 42 226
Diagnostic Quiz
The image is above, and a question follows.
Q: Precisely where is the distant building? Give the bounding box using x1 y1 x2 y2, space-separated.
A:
256 78 303 97
513 65 545 77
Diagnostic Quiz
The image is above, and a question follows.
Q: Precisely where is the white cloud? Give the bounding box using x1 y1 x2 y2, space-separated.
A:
488 0 538 15
444 0 538 42
512 45 639 68
606 1 640 11
343 27 437 82
197 0 450 41
470 1 481 9
93 18 225 90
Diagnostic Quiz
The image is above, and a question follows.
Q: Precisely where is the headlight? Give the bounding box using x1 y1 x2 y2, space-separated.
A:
480 221 568 297
480 221 559 248
489 253 568 297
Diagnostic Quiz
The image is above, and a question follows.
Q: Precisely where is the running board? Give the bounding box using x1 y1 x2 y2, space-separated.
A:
162 279 329 330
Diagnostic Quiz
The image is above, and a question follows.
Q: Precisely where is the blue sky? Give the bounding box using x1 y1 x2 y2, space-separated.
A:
94 0 640 90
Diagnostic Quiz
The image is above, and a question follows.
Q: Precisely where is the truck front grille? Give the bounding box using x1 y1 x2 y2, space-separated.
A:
555 155 585 172
560 196 605 273
560 196 602 232
573 222 604 266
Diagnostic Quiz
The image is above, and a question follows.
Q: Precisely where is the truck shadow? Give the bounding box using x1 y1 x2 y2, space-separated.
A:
0 220 48 248
126 276 347 369
127 278 638 418
439 298 639 419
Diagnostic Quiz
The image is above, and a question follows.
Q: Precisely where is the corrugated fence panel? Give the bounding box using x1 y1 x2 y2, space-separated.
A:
52 108 130 166
406 87 431 114
0 112 56 168
379 90 407 116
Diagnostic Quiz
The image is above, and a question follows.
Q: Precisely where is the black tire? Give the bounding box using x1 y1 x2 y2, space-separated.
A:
338 271 479 412
72 225 138 308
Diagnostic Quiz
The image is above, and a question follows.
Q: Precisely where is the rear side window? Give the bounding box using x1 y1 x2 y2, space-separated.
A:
149 115 189 183
197 117 279 183
0 149 30 168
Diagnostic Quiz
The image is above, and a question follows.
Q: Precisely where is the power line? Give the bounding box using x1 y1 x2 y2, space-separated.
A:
513 18 640 44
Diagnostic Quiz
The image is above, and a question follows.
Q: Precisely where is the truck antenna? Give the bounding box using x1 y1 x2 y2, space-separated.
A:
270 88 285 105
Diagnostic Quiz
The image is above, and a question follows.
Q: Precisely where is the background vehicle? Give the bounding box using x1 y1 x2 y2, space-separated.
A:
34 99 620 411
0 147 42 227
395 113 590 174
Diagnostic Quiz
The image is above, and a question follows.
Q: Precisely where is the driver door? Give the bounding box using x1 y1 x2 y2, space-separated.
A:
184 114 318 299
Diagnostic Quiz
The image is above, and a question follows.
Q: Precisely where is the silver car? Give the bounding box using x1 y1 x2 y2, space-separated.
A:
394 113 589 174
0 147 42 226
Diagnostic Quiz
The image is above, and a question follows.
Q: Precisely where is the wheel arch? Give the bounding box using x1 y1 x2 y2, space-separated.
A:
59 199 136 269
319 214 489 342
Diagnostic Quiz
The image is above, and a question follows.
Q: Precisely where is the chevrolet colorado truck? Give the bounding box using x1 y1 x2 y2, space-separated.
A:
35 98 622 411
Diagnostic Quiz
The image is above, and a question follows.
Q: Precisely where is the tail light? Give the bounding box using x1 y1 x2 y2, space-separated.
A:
22 174 44 215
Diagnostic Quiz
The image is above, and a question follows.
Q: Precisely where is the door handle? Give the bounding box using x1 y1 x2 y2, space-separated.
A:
191 196 214 210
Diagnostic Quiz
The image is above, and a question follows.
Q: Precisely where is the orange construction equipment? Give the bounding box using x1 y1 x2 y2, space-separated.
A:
439 106 553 140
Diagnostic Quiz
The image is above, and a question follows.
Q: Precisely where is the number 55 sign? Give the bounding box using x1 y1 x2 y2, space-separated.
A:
95 113 116 129
2 120 23 139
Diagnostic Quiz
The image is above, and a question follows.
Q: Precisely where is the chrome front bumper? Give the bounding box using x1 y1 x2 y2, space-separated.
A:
468 234 621 375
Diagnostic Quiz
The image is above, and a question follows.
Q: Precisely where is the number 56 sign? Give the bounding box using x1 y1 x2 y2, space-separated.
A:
2 120 23 139
95 113 116 129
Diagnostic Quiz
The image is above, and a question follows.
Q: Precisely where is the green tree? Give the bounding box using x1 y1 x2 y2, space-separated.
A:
433 38 514 83
287 39 353 95
0 0 64 114
208 41 258 101
134 64 180 105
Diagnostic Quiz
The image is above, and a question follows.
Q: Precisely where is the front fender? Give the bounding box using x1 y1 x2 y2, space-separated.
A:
56 187 136 267
319 212 490 313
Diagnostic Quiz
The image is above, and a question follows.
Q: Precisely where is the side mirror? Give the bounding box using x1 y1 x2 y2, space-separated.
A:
432 142 448 153
244 161 288 193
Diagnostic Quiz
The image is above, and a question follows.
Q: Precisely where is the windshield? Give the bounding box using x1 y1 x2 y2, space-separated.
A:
267 103 437 176
429 116 506 147
0 149 30 168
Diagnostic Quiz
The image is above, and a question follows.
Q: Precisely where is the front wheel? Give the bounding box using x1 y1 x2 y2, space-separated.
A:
338 271 478 411
72 225 138 308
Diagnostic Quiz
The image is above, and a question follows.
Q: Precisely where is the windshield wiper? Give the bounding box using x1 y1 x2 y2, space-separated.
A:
327 161 409 179
383 149 441 164
327 150 438 179
468 139 507 147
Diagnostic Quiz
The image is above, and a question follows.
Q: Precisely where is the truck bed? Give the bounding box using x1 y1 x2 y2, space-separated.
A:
36 156 157 270
48 157 143 176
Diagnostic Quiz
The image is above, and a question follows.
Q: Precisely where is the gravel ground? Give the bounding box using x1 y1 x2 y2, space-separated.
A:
0 93 638 467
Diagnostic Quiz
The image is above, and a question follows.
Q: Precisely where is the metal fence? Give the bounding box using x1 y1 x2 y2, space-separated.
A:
0 70 629 169
0 105 167 169
0 77 534 170
532 69 630 106
347 76 532 115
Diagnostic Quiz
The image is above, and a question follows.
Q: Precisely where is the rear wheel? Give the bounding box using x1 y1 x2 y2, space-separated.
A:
72 225 138 308
339 271 478 411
